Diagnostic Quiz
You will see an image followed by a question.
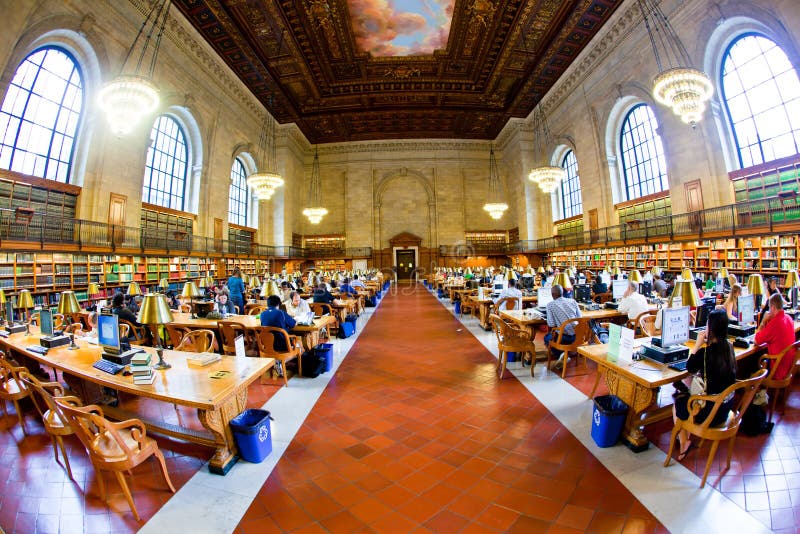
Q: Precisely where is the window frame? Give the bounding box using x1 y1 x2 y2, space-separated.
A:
619 103 669 201
142 114 189 211
228 157 250 227
559 150 583 220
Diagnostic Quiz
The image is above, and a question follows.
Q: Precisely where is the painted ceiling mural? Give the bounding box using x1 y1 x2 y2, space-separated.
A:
347 0 455 56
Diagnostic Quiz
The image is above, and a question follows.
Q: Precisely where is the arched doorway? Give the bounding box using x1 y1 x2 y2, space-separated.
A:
389 232 422 281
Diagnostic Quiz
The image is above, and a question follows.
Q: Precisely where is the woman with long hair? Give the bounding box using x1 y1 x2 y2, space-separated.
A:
721 283 742 321
227 266 245 314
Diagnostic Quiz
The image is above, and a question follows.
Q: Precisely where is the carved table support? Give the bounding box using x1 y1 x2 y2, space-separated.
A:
198 386 248 475
604 367 658 452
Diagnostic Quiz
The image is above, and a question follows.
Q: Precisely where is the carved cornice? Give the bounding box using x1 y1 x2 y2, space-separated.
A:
318 139 491 156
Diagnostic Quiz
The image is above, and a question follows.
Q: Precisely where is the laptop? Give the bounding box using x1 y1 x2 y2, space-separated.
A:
295 310 315 326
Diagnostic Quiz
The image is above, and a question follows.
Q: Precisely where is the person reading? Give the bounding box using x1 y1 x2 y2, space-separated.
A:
755 293 796 381
618 280 649 321
718 283 741 322
260 295 296 352
285 291 312 318
215 290 237 315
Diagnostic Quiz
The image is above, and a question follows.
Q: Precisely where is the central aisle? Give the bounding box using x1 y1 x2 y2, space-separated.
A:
235 285 663 532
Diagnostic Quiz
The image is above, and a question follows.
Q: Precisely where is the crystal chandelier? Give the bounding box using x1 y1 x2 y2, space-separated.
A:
482 146 508 220
639 0 713 126
247 115 284 201
527 105 565 194
302 146 328 224
98 0 171 136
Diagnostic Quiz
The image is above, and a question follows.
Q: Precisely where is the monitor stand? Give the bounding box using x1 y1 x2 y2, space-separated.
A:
101 348 140 366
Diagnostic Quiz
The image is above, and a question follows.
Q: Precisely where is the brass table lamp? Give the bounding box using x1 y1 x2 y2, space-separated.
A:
57 291 82 349
182 281 201 318
681 267 694 281
629 270 643 284
669 279 699 308
0 288 6 324
87 283 100 307
127 281 142 296
198 276 207 289
746 274 767 309
553 273 573 290
159 278 169 292
17 289 34 334
785 270 800 309
137 293 174 370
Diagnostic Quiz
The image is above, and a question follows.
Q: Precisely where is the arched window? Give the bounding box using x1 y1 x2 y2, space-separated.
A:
0 47 83 182
620 104 668 200
560 150 582 219
721 34 800 168
142 115 188 210
229 158 249 226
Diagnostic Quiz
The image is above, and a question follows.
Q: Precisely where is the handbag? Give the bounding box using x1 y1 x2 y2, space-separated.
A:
689 352 707 407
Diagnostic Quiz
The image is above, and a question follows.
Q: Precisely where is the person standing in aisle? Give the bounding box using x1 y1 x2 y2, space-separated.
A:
227 267 246 313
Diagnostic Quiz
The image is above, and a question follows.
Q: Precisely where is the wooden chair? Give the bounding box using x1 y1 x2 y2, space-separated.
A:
245 304 267 316
759 340 800 423
310 302 337 336
627 310 657 336
493 296 519 312
179 303 192 313
63 323 83 336
19 371 77 479
460 291 478 317
164 324 190 349
118 322 131 341
253 326 302 386
0 354 30 434
119 319 148 346
490 314 537 379
547 317 594 379
175 329 217 353
594 292 612 304
690 309 697 327
218 321 256 356
664 368 768 488
639 314 660 337
54 399 176 521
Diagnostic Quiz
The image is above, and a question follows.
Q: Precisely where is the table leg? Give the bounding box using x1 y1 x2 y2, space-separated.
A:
603 367 658 452
198 386 248 475
480 303 492 330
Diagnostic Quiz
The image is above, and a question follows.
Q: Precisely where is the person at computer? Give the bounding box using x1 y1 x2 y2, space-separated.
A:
592 275 607 297
718 283 742 322
672 308 737 461
285 291 312 318
111 293 140 327
339 278 358 298
260 294 297 367
350 275 366 290
545 284 582 371
755 292 796 382
493 278 522 311
653 274 668 298
762 277 789 314
215 291 237 315
313 282 337 304
618 281 650 322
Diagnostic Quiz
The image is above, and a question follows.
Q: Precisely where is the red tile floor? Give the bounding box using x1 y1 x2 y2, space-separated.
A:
3 284 800 532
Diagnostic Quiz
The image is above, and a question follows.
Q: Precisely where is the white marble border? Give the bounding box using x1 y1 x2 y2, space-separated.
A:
140 287 388 534
432 284 770 534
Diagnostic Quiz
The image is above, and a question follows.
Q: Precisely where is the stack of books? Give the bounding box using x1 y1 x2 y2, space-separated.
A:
187 352 222 367
130 352 156 385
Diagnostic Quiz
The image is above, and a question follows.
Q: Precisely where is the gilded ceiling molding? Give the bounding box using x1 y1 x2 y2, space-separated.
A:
317 140 491 155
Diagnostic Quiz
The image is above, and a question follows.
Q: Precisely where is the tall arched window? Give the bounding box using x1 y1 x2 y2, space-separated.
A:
0 47 84 182
229 158 249 226
620 104 668 200
721 34 800 168
560 150 582 219
142 115 188 210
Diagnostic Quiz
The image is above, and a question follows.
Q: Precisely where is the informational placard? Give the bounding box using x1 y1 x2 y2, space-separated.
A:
619 326 635 362
234 335 245 359
607 323 621 362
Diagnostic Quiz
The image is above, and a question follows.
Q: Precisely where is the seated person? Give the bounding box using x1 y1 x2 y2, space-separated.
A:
618 281 650 321
755 293 796 381
215 291 237 315
111 292 140 326
544 284 582 370
761 276 788 316
493 279 522 311
718 283 741 322
279 281 293 303
339 278 358 297
285 291 312 318
260 295 296 352
313 283 337 304
350 275 366 289
165 290 180 310
653 274 668 298
592 275 607 297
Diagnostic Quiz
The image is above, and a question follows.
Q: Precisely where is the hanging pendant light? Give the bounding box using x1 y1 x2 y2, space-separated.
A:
247 115 284 201
303 146 328 224
638 0 713 127
98 0 171 136
528 105 565 194
482 145 508 220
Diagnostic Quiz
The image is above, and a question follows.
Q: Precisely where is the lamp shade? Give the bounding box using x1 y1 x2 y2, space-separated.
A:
262 280 280 297
681 267 693 281
669 280 699 308
746 274 767 296
57 291 81 315
127 282 142 296
182 281 201 298
198 277 207 288
553 273 573 290
0 288 5 304
87 283 100 295
629 270 643 283
16 289 34 309
506 269 518 282
650 266 662 277
610 267 621 277
719 267 728 279
137 293 174 325
159 278 169 290
537 266 545 274
785 270 800 288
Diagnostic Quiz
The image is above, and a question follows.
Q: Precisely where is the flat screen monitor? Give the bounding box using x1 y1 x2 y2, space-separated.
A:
39 309 53 336
661 306 690 347
5 300 13 323
492 281 506 294
575 284 591 303
537 287 553 308
97 312 121 355
612 279 628 301
600 272 611 286
640 281 652 296
715 278 723 293
738 294 755 325
521 275 535 290
544 276 554 287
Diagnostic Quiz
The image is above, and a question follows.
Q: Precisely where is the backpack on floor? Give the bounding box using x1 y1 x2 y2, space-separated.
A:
285 351 325 378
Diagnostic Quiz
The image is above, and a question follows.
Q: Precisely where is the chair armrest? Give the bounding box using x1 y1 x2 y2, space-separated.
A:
56 395 83 407
113 418 148 445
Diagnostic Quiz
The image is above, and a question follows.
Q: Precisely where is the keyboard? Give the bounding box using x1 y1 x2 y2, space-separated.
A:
668 359 689 372
92 359 125 375
27 345 48 355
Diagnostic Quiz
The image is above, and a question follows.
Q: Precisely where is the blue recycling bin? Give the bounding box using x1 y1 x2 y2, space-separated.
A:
437 288 444 298
315 343 334 373
506 351 517 363
230 409 273 463
454 301 461 314
591 395 628 448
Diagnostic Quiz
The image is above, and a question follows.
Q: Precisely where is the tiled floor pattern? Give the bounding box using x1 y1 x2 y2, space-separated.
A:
235 285 664 533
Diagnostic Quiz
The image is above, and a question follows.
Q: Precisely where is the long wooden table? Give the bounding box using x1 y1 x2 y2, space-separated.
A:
169 312 337 351
578 336 773 452
0 328 272 474
468 295 538 330
498 307 634 339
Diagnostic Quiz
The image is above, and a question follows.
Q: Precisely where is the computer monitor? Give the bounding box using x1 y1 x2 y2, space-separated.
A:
521 275 535 290
544 276 554 287
492 281 507 295
600 272 611 286
738 294 756 325
97 312 121 355
575 284 591 303
640 281 652 296
612 279 628 301
39 309 54 336
537 287 553 308
5 300 13 323
715 277 723 293
661 306 690 347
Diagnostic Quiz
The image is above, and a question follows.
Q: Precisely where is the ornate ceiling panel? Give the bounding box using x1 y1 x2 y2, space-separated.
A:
172 0 623 142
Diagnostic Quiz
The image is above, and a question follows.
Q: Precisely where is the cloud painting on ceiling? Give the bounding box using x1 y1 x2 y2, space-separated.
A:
348 0 454 56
